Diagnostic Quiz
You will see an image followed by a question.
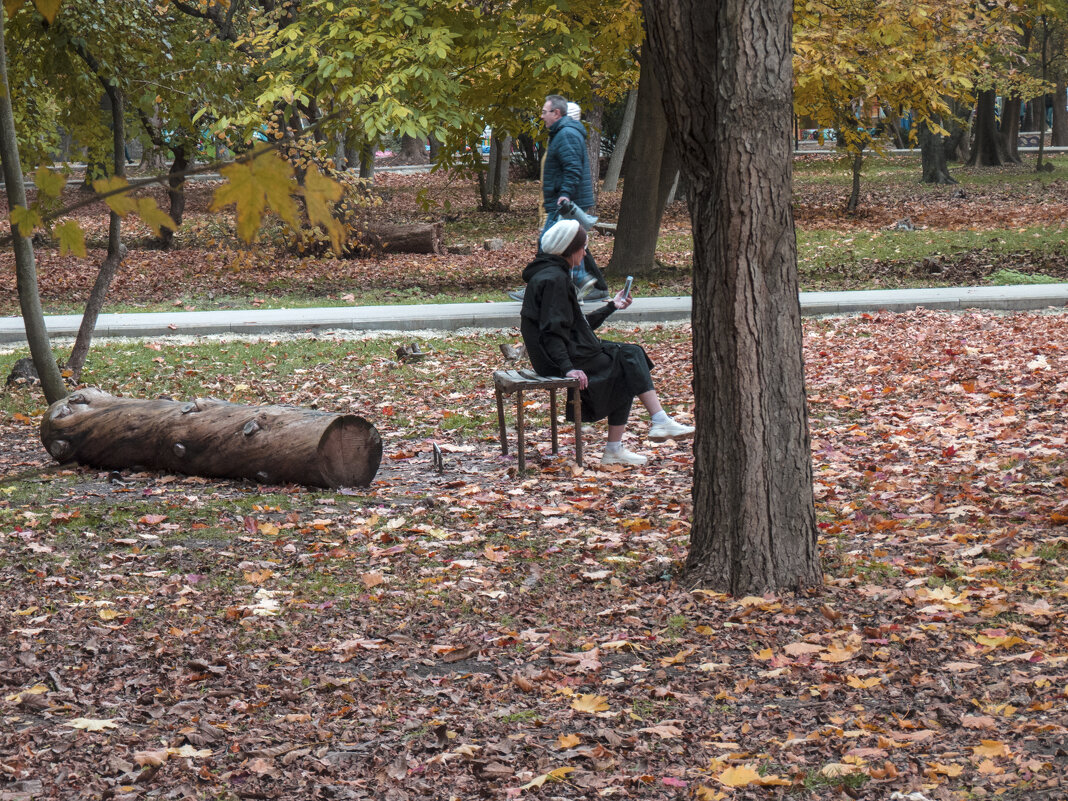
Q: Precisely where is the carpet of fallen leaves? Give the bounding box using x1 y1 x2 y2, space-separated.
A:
0 308 1065 800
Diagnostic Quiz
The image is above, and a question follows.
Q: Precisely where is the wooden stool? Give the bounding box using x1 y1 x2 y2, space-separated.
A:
493 369 582 471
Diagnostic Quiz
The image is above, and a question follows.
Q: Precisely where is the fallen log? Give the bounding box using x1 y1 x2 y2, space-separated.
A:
40 388 382 488
361 222 445 255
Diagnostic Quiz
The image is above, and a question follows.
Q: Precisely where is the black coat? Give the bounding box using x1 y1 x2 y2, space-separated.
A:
519 254 654 422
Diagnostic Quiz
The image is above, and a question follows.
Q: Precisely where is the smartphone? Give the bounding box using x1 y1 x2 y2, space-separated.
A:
623 275 634 298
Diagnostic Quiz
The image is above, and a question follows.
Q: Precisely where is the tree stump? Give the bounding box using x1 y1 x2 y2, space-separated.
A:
40 388 382 488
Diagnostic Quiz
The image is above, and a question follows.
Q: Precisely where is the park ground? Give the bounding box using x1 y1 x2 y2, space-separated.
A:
0 154 1066 800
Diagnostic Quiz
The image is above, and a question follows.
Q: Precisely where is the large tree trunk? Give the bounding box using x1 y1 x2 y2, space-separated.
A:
606 58 676 278
644 0 820 594
919 118 957 184
41 388 382 488
0 12 65 403
943 97 972 162
160 144 190 248
969 90 1011 166
999 96 1023 164
602 89 637 193
398 134 426 164
484 133 510 210
1052 80 1068 147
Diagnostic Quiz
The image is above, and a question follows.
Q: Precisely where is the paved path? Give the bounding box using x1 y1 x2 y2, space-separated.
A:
0 284 1065 345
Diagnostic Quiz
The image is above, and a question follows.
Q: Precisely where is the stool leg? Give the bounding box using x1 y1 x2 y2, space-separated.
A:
573 391 583 467
516 389 526 472
549 388 560 455
495 385 508 455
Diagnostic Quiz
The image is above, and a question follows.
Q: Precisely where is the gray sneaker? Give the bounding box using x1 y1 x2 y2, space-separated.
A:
507 288 525 302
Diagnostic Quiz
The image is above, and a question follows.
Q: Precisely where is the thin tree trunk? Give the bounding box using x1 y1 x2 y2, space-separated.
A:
0 11 65 403
1037 18 1050 172
644 0 819 594
359 139 375 180
585 94 604 203
606 59 673 278
919 118 957 184
602 89 637 192
1052 79 1068 147
66 46 127 382
845 148 864 212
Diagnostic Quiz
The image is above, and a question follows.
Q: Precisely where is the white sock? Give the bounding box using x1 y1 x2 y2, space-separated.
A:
650 411 670 424
604 441 623 454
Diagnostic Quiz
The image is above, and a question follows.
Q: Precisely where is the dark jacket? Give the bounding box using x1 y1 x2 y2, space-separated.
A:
542 117 595 212
520 253 653 422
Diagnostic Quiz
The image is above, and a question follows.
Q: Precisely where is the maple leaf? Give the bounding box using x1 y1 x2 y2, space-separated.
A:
135 198 178 237
9 205 42 234
820 643 859 662
211 150 299 242
302 165 345 253
519 766 574 790
571 693 610 713
53 220 86 258
33 167 65 199
93 177 138 216
65 718 118 732
972 740 1011 758
717 765 761 787
846 675 882 689
557 733 581 748
640 724 683 739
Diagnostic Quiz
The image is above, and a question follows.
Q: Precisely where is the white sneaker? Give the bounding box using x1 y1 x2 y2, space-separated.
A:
648 419 695 442
601 447 647 466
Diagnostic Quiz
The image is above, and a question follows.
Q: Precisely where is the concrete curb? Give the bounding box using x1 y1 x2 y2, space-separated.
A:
0 285 1065 345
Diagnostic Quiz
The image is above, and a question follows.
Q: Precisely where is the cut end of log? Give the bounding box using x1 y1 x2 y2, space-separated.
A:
318 415 383 488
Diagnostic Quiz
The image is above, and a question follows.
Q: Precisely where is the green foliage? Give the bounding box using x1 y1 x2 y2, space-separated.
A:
987 268 1060 284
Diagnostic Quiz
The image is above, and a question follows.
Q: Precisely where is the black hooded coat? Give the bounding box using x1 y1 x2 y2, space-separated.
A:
519 253 654 422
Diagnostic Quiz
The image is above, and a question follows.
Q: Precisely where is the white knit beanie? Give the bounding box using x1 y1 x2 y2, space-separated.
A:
541 219 582 255
566 102 581 121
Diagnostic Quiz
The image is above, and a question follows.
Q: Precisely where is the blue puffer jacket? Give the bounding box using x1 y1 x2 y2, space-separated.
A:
542 117 594 211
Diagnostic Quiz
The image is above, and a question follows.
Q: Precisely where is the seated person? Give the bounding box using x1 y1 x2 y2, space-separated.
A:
519 219 694 466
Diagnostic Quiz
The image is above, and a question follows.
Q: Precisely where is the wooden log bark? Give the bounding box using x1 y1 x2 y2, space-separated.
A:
40 388 382 488
362 222 444 255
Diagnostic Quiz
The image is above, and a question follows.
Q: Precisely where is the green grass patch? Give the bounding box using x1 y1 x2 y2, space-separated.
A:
987 268 1061 285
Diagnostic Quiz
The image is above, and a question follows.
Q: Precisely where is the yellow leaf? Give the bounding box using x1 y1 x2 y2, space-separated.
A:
360 572 384 588
5 683 49 702
557 733 581 748
33 166 65 199
9 204 42 234
927 762 964 777
243 569 274 585
753 648 774 661
65 717 118 731
93 177 138 216
4 0 25 16
14 606 38 616
821 762 862 777
820 643 858 663
302 164 345 253
695 787 726 801
135 197 177 237
846 675 882 689
717 765 761 787
972 740 1010 758
519 766 574 789
33 0 62 22
98 608 120 621
571 693 610 713
211 149 298 243
974 634 1025 649
53 220 86 258
601 639 645 651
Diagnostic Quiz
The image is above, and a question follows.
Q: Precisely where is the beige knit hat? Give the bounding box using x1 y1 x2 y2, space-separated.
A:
567 102 581 121
541 219 582 255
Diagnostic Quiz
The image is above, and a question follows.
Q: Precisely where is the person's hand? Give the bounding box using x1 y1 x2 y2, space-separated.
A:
612 289 634 310
557 196 570 207
565 368 588 389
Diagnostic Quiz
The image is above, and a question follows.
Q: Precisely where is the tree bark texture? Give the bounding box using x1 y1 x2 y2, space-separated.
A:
919 119 957 185
943 97 972 163
41 388 383 488
845 149 864 212
0 12 66 403
606 58 675 279
585 95 604 203
999 96 1022 164
398 134 427 164
643 0 820 594
602 89 637 193
1052 80 1068 147
969 90 1011 166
